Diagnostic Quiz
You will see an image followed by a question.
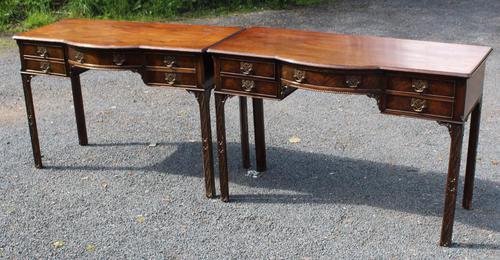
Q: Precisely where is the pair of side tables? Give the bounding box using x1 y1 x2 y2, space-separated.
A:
13 19 492 246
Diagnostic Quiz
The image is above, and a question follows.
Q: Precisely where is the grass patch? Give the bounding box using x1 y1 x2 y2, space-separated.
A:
1 0 330 33
0 37 16 53
21 11 59 30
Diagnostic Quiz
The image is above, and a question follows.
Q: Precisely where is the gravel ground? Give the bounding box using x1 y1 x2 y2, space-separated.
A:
1 0 499 258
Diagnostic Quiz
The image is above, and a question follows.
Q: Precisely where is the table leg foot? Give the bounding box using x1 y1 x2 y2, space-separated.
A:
70 71 88 146
463 100 482 210
193 90 216 198
239 97 250 169
439 122 464 247
22 74 43 168
252 98 267 172
215 93 230 202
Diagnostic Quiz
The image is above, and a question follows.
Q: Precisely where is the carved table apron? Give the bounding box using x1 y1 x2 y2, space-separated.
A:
13 19 242 198
207 27 492 246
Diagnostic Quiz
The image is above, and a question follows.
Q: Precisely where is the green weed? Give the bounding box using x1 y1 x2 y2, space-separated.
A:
1 0 330 33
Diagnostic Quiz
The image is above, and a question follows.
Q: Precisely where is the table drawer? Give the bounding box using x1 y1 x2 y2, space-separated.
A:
144 52 196 69
220 57 275 79
385 95 453 119
24 58 67 76
68 47 142 68
281 64 380 92
22 44 65 60
218 76 279 98
143 70 197 88
387 76 455 97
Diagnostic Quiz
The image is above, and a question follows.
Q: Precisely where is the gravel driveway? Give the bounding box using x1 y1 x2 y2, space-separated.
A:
1 0 499 258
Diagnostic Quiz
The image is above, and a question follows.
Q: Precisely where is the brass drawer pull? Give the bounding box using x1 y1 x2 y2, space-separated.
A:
36 46 48 58
412 79 428 93
346 76 361 88
40 61 51 73
241 79 255 92
293 69 306 83
165 72 176 85
113 54 126 66
163 56 176 67
74 51 84 63
240 62 253 75
411 98 427 112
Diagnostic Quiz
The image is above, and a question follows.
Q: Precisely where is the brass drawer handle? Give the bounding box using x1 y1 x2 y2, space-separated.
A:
346 76 361 88
412 79 428 93
113 54 126 66
411 98 427 113
240 62 253 75
163 56 176 68
241 79 255 92
165 72 176 85
74 51 84 63
40 61 51 73
36 46 48 58
293 69 306 83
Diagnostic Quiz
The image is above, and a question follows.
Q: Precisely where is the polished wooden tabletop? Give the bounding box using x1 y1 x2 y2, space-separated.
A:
13 19 242 52
208 27 492 77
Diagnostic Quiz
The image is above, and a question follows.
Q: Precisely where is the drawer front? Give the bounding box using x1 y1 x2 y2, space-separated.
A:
22 44 65 60
387 76 455 97
219 76 279 98
385 95 453 119
68 47 142 68
143 70 197 88
145 52 196 69
24 58 67 76
281 64 380 91
220 58 275 79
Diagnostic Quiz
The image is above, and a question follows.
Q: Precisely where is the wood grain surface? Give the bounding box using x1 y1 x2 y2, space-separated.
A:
208 27 492 77
14 19 243 52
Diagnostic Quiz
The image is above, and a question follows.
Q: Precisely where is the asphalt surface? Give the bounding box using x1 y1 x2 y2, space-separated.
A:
1 0 499 258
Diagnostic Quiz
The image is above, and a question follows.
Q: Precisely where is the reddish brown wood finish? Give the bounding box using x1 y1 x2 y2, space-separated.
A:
281 63 381 93
220 57 276 79
209 27 492 247
239 97 251 169
21 74 42 168
208 27 491 77
214 55 295 100
440 123 464 246
24 58 67 76
463 100 482 209
219 76 280 98
14 19 242 52
385 95 454 120
144 52 196 69
253 98 267 172
463 61 486 120
215 93 230 202
70 69 88 146
15 20 243 199
192 89 216 198
22 43 65 60
142 70 198 89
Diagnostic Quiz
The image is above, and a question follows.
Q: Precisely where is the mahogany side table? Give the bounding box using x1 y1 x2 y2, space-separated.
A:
208 27 492 246
13 19 242 198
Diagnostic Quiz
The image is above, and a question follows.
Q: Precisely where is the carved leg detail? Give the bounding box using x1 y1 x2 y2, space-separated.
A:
463 100 482 209
21 74 42 168
239 97 250 169
439 123 464 247
215 93 230 202
192 90 216 198
70 71 88 145
252 98 267 172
